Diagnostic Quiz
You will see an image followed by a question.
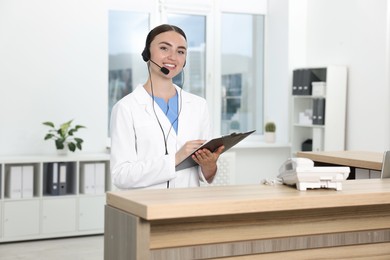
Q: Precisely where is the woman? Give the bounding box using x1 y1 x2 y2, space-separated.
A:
110 24 224 189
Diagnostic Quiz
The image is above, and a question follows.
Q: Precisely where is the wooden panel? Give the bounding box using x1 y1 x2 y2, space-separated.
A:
297 151 383 170
149 205 390 249
106 179 390 220
151 230 390 259
104 205 150 260
216 242 390 260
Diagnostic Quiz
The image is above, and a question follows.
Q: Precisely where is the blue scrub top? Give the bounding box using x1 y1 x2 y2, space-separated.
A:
153 91 179 133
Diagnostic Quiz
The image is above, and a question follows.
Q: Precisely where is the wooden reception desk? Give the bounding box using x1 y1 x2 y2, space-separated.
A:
297 151 383 171
104 179 390 259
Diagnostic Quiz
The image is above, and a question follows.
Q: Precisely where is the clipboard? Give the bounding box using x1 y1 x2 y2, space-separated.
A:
175 130 256 171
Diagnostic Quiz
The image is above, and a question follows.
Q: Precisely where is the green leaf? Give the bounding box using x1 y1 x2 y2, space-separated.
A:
68 142 76 152
44 133 54 140
74 138 83 144
42 121 55 128
75 125 86 130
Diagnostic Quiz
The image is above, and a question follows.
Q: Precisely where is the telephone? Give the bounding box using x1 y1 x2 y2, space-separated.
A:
278 158 350 191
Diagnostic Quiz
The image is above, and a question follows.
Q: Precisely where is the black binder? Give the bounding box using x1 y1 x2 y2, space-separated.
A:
47 162 67 195
292 69 302 95
301 69 312 95
176 130 256 171
313 98 326 125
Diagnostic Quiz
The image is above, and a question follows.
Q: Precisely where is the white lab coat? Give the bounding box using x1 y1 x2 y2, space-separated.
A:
110 84 212 189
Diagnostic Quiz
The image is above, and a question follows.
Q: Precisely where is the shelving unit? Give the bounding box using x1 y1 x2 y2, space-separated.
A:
291 66 347 155
0 153 110 243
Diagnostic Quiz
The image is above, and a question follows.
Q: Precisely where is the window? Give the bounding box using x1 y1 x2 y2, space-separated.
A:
167 14 206 97
221 13 265 134
108 11 149 135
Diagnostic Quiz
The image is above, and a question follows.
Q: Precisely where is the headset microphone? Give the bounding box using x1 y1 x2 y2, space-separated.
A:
149 59 170 75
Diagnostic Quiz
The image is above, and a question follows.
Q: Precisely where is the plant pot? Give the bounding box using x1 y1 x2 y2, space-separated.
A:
264 132 276 143
56 145 69 156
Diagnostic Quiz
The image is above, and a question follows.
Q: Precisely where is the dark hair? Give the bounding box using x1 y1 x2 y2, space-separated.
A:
141 24 187 62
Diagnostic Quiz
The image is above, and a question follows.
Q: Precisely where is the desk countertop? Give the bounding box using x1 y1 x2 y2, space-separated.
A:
106 179 390 220
297 150 383 170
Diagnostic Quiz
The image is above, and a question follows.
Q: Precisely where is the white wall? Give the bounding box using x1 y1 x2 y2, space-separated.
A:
291 0 390 152
0 0 108 156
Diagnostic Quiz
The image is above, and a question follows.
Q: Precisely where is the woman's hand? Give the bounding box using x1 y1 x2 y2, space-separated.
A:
193 145 225 182
175 140 206 166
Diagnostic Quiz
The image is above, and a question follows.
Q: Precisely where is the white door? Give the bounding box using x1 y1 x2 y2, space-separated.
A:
3 200 40 237
42 198 76 234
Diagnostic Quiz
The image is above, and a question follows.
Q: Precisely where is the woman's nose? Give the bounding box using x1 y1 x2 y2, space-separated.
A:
167 51 177 60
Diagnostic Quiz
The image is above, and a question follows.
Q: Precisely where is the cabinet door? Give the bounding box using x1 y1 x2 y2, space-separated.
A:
3 200 40 237
42 198 76 234
79 196 105 231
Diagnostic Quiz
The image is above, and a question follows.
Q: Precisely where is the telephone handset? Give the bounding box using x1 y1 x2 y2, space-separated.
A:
278 158 315 178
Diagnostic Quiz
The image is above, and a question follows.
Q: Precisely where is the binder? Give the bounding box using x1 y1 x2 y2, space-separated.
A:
58 163 67 195
301 69 312 95
7 166 22 198
292 69 302 95
313 98 326 125
22 165 34 198
81 163 106 194
47 162 59 195
95 163 106 194
82 163 95 194
176 130 255 171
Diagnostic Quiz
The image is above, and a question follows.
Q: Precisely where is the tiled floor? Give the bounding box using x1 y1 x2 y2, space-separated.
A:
0 235 103 260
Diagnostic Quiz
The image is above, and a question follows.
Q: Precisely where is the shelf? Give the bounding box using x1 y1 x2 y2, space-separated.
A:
293 124 325 128
0 153 110 242
291 66 347 153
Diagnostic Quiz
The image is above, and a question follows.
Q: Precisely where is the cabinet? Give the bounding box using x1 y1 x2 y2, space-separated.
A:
0 153 110 242
291 66 347 155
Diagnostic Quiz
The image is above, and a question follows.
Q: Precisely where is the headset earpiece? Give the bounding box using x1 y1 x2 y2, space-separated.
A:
141 48 150 62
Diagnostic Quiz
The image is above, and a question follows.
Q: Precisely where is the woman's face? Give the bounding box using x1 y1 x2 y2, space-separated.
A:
149 31 187 78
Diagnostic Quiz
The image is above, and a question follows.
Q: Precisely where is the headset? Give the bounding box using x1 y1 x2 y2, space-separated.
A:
142 41 185 155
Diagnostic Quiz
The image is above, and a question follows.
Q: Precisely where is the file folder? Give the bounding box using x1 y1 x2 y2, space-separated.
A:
58 163 67 195
292 69 302 95
47 162 59 195
81 163 106 194
81 163 96 194
313 98 325 125
7 166 22 198
301 69 312 95
176 130 255 171
22 165 34 198
95 163 106 194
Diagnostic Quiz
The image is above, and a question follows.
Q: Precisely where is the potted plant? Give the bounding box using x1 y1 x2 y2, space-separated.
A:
43 119 86 153
264 121 276 143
